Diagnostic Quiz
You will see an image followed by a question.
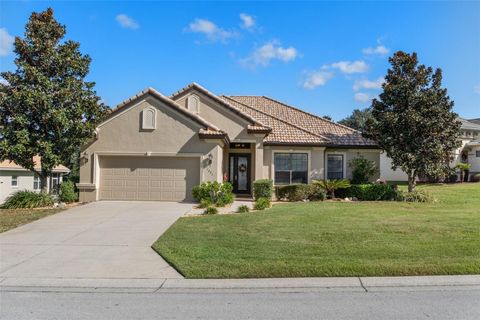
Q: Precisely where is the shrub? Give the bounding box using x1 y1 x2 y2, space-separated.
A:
275 184 309 201
237 204 250 213
198 199 212 208
192 181 234 207
275 184 326 202
336 183 397 201
308 184 326 201
203 206 218 215
59 181 77 203
313 179 351 198
396 189 435 203
348 156 379 184
1 191 54 209
254 197 271 210
473 173 480 183
253 179 273 200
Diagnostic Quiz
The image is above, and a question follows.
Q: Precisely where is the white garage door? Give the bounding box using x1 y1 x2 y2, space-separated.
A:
99 156 200 202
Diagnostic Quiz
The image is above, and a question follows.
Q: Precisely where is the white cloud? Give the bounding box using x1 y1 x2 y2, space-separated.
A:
353 77 384 91
116 14 139 29
187 18 236 42
0 28 14 57
330 60 368 74
0 77 8 85
354 92 374 103
474 84 480 95
303 70 334 89
240 13 255 29
241 41 299 67
363 45 390 56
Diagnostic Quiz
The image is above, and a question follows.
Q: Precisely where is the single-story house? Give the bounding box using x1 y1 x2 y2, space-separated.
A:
0 156 70 204
78 83 380 202
380 117 480 182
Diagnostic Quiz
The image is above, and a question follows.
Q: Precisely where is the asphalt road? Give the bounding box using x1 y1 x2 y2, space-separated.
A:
1 287 479 320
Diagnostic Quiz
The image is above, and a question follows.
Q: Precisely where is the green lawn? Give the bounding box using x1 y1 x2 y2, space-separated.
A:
153 183 480 278
0 208 64 233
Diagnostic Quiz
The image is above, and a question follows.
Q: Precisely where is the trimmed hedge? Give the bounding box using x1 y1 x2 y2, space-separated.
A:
335 183 397 201
1 190 54 209
253 179 273 200
275 184 325 202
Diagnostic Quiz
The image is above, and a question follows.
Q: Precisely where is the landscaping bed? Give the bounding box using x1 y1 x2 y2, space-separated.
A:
152 183 480 278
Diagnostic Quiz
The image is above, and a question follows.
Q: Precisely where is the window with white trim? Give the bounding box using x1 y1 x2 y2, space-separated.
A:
327 154 344 180
141 107 156 130
11 175 18 187
274 153 308 185
33 175 40 190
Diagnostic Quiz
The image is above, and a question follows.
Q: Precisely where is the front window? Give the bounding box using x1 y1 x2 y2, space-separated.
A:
11 175 18 187
274 153 308 185
33 175 40 190
327 154 344 180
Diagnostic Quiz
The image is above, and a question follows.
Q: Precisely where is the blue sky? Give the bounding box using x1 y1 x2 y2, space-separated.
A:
1 1 479 120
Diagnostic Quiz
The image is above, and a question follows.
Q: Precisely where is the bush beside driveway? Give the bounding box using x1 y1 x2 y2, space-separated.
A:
153 183 480 278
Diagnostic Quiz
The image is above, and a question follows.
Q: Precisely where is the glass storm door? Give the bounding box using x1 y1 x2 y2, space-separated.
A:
229 154 251 194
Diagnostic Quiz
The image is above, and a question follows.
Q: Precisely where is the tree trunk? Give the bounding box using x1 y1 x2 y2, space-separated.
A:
407 171 416 192
460 170 464 183
40 174 48 194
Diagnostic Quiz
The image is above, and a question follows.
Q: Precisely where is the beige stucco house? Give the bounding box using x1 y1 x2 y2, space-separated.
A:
78 83 380 202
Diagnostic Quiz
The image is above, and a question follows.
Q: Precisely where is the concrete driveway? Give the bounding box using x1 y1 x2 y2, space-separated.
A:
0 201 192 280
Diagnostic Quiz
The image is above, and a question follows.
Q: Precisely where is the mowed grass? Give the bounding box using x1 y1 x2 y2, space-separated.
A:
0 208 64 233
153 183 480 278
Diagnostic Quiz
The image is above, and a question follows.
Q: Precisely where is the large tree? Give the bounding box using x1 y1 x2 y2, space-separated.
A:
0 8 107 192
338 108 372 132
364 51 461 192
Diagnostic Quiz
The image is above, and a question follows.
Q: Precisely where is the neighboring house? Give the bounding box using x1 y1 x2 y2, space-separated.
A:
78 83 380 202
0 156 70 204
380 118 480 182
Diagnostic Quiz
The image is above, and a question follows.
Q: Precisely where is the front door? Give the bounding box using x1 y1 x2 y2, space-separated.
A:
229 154 251 194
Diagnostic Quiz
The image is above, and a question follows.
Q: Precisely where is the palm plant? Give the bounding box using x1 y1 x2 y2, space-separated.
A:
455 163 471 183
313 179 351 199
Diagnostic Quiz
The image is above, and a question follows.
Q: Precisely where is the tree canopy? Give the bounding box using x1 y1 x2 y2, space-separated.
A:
338 108 372 132
0 8 107 191
364 51 461 191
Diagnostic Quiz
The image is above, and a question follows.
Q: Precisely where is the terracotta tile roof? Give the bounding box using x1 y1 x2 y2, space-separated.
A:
170 83 271 131
198 129 229 141
226 96 377 147
220 96 330 145
0 156 70 172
